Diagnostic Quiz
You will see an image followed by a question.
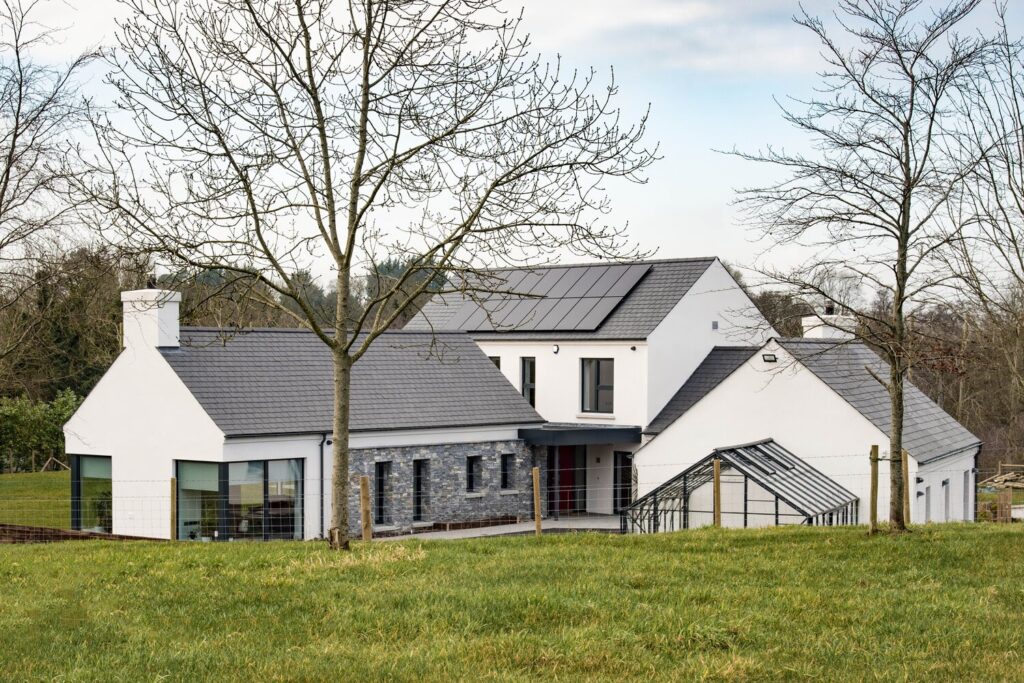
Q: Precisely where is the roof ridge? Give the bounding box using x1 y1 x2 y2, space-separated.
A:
476 256 718 273
179 326 466 336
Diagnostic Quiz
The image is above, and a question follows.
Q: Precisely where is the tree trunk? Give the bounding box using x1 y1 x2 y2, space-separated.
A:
328 270 352 550
328 346 352 550
889 362 907 531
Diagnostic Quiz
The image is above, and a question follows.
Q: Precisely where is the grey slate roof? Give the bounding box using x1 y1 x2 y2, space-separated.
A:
644 346 759 435
159 328 543 438
404 257 718 340
778 339 981 464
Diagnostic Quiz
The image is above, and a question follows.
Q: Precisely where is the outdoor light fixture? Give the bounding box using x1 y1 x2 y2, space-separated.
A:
552 344 560 354
762 353 778 363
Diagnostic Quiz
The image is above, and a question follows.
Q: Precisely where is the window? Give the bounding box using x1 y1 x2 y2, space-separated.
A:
466 455 483 493
500 453 515 490
488 356 501 370
413 459 430 522
521 357 536 406
581 358 614 413
71 455 112 533
942 479 950 522
175 458 303 541
374 461 392 525
924 486 932 523
964 470 972 521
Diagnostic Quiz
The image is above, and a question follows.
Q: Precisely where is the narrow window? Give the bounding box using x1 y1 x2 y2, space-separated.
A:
581 358 614 413
72 455 113 533
466 455 482 492
942 479 950 522
963 470 971 521
500 453 515 490
413 459 430 522
488 356 501 370
374 461 392 525
924 486 932 523
520 357 536 407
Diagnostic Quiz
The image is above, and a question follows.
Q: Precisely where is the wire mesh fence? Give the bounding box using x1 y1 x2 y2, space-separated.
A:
0 454 1016 544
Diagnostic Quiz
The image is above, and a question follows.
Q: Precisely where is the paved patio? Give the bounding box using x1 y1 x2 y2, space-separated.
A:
379 514 624 541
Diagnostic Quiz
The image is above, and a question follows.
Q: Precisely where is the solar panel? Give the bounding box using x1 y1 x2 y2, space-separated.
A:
440 263 651 333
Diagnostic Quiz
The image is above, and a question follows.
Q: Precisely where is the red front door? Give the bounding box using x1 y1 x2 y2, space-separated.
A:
557 446 576 512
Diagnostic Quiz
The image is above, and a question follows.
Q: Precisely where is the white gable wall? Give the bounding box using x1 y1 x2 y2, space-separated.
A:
645 259 774 424
634 340 914 524
63 344 225 538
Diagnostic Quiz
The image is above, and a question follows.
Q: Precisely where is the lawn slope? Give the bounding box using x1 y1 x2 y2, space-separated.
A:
0 470 70 528
2 525 1023 681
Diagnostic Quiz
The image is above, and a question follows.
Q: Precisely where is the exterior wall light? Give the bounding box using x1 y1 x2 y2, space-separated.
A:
762 353 777 363
552 344 560 354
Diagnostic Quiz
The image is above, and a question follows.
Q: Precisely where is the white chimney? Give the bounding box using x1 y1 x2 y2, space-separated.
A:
801 314 856 340
121 289 181 349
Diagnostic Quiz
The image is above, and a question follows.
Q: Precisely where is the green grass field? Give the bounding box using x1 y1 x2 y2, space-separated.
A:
2 525 1023 681
0 470 70 528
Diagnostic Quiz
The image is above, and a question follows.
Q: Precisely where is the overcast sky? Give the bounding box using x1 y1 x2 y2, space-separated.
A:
33 0 1024 274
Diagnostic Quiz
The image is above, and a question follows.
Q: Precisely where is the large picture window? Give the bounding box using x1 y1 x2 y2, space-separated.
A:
176 458 303 541
71 455 112 533
581 358 614 413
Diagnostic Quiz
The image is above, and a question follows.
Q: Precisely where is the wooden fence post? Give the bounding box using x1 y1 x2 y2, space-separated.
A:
170 477 177 541
713 457 722 528
869 446 878 534
532 466 542 536
359 475 372 541
902 449 911 524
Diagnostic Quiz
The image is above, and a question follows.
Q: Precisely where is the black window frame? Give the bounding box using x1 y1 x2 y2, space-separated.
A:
70 454 113 533
500 453 515 490
374 461 393 526
413 459 430 522
521 357 536 407
581 358 615 414
174 458 304 541
466 455 483 493
488 356 501 370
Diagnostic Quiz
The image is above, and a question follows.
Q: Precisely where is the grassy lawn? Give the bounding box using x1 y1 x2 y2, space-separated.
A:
0 470 70 529
2 525 1023 681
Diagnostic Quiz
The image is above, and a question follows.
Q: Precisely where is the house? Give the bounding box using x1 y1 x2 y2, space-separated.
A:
65 257 981 540
64 290 545 540
632 318 982 528
406 257 774 517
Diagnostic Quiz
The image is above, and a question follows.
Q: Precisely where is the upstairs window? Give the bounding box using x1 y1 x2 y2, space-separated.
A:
488 356 501 370
581 358 614 413
521 357 536 407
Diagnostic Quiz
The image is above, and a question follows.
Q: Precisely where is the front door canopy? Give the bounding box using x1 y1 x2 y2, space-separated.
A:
519 423 642 446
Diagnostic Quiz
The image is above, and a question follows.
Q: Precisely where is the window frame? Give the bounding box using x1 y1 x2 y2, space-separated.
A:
466 455 483 493
520 357 536 407
413 459 430 522
580 358 615 414
500 453 515 490
374 461 393 526
70 454 113 533
488 356 501 370
174 457 304 541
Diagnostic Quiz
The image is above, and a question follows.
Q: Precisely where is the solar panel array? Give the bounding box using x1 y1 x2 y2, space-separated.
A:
444 263 651 332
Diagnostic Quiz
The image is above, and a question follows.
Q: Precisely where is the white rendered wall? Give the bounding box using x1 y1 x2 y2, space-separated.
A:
583 442 637 514
645 260 774 423
633 340 920 525
476 339 649 427
916 449 977 523
63 345 225 539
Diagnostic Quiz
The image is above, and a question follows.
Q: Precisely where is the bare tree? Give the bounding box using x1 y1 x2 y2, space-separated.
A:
76 0 656 548
951 4 1024 421
0 0 94 360
729 0 989 531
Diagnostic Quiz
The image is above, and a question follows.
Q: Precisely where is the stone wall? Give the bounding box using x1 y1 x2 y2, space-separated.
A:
346 440 547 536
